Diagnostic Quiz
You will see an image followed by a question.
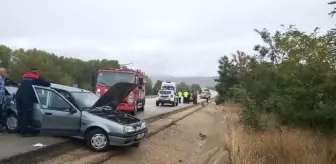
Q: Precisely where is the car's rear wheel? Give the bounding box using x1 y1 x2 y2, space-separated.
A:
86 128 109 152
5 113 19 133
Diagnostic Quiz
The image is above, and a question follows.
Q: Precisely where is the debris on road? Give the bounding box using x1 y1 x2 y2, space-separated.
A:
199 133 207 140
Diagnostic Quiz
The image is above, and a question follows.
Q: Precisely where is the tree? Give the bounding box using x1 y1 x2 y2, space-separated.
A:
190 84 201 92
176 82 188 92
145 76 153 95
215 2 336 132
152 80 162 94
0 45 121 90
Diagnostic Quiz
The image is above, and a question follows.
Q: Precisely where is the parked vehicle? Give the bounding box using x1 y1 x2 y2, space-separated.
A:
161 81 177 92
3 82 148 152
200 91 211 99
91 68 146 115
156 90 179 107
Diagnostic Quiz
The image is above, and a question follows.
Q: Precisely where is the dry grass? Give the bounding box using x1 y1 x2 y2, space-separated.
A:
220 103 336 164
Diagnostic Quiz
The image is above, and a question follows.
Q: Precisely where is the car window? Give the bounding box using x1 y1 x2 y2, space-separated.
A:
5 86 18 95
34 88 71 112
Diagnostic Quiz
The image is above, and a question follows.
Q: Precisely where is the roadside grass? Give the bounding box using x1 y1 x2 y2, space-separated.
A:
220 103 336 164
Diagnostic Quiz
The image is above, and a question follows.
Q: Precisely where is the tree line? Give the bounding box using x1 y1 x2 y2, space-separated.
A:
215 2 336 133
0 45 203 95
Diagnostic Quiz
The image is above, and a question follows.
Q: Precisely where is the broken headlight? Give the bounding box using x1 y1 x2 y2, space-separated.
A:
140 122 147 129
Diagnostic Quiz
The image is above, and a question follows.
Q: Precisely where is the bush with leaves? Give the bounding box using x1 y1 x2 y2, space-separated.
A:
216 2 336 133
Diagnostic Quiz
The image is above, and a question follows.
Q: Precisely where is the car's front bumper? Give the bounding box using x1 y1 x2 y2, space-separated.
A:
156 100 174 104
117 103 135 112
107 129 148 146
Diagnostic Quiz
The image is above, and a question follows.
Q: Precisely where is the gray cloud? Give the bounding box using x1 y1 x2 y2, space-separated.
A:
0 0 334 76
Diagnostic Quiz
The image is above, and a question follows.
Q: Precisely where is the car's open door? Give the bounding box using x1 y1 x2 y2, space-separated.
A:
31 85 81 136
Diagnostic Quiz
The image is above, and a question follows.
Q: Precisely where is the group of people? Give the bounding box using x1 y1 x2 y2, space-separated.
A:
177 91 198 104
0 68 51 137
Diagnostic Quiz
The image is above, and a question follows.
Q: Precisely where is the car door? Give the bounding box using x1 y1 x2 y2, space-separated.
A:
31 85 81 136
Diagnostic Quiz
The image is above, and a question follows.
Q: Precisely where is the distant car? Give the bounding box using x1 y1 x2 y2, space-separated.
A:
200 91 211 99
156 90 179 107
3 82 148 152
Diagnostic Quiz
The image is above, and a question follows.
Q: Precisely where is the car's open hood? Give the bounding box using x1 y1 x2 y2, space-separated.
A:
91 82 137 109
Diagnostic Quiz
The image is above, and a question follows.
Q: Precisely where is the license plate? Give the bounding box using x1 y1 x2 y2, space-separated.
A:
136 133 144 139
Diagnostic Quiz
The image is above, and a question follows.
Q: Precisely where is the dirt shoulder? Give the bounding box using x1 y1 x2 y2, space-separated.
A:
104 103 230 164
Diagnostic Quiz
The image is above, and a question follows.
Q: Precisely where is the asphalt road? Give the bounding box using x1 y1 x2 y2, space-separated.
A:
0 91 218 161
137 91 217 119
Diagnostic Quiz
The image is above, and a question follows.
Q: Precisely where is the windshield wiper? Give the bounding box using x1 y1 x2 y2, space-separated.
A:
97 82 110 87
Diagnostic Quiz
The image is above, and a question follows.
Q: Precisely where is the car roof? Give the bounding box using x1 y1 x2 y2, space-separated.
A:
50 83 91 93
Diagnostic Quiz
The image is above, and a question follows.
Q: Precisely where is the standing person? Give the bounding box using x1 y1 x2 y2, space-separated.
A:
183 91 188 103
0 68 7 133
16 68 51 137
177 91 182 103
187 91 191 104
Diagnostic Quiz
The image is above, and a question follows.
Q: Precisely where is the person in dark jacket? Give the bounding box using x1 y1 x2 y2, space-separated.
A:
16 68 51 137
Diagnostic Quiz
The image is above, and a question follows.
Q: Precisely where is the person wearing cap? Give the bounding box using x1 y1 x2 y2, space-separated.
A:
16 68 51 137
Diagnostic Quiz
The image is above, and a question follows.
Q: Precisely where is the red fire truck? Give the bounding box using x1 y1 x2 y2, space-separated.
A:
90 68 146 115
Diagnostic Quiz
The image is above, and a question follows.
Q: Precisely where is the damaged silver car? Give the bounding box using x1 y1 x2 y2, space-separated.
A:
28 82 148 152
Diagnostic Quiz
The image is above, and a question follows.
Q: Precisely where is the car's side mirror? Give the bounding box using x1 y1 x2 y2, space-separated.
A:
138 78 144 85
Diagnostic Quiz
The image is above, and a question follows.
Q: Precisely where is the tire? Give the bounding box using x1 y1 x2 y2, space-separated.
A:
138 105 144 112
85 128 109 152
161 102 164 106
171 102 175 107
138 100 145 112
175 101 178 106
131 103 138 115
5 113 19 133
156 102 159 106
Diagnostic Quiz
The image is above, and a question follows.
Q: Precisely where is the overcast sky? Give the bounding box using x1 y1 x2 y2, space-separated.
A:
0 0 334 77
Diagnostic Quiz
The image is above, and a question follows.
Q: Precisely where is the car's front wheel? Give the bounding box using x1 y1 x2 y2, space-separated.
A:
86 128 109 152
5 113 19 133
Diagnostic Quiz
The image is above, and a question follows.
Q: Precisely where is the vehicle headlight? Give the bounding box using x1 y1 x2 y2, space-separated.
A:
170 95 173 98
123 126 135 133
140 122 147 129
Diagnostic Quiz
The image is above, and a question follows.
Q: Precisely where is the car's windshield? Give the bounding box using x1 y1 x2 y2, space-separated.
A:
71 92 100 109
5 86 18 95
162 86 175 91
97 72 135 86
159 90 172 94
